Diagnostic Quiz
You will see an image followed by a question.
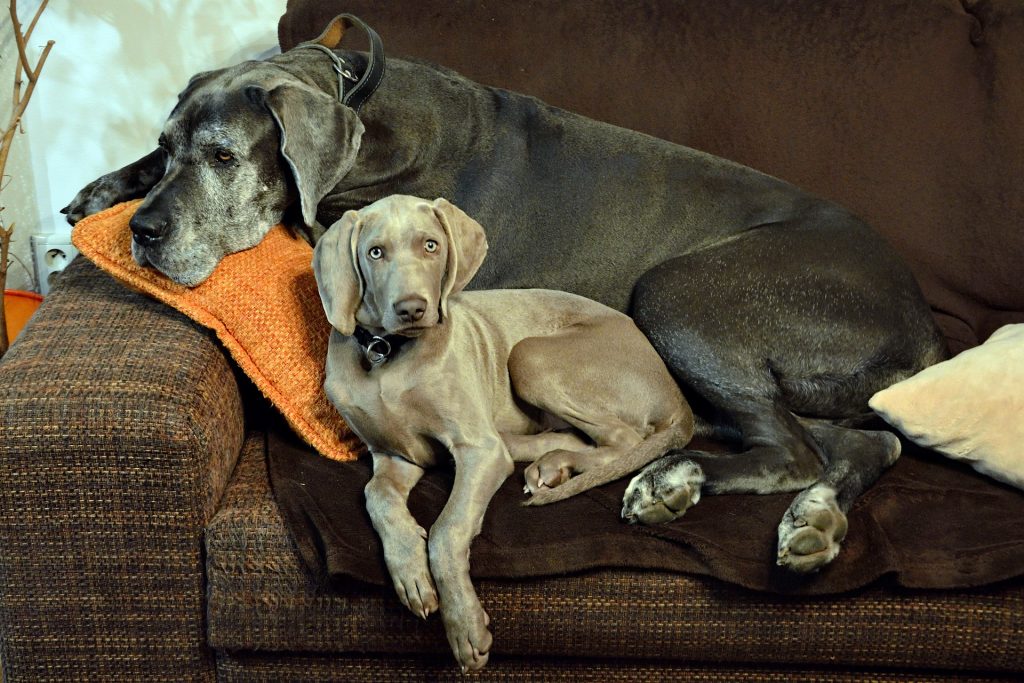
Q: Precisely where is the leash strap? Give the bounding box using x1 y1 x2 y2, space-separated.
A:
296 13 386 112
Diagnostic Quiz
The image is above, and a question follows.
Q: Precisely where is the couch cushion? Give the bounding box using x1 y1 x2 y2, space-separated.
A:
280 0 1024 354
205 426 1024 673
215 652 992 682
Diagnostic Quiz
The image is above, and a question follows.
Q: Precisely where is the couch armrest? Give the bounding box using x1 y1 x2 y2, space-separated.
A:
0 258 245 682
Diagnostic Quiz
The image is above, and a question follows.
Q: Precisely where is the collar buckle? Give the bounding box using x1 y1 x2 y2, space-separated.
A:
332 60 358 83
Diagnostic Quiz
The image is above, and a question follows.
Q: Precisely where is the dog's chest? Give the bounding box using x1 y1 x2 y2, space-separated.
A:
336 381 445 467
324 349 447 467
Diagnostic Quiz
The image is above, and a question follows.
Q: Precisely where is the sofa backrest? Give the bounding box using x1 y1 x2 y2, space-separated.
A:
279 0 1024 353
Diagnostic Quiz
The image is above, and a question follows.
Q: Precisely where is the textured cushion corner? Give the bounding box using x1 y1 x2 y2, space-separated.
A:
870 324 1024 489
71 200 363 462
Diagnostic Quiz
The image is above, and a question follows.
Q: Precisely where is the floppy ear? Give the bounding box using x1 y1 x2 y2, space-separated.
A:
252 82 365 228
311 15 347 48
312 210 364 335
432 198 488 317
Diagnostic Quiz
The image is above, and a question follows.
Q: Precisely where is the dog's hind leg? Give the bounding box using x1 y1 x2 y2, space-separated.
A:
623 213 943 568
508 318 690 496
501 431 591 463
776 421 901 573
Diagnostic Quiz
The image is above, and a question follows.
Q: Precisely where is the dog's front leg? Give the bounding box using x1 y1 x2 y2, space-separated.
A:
429 435 513 672
62 148 167 225
364 452 438 619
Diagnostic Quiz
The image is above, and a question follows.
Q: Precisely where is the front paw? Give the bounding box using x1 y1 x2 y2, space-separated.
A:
62 174 135 225
442 599 493 673
384 527 438 619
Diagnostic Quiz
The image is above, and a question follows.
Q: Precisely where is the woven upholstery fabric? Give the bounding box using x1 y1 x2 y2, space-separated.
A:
0 257 245 682
207 431 1024 674
215 652 1019 683
71 200 362 462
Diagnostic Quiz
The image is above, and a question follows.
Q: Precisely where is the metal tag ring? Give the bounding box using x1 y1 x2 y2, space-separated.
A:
365 336 392 365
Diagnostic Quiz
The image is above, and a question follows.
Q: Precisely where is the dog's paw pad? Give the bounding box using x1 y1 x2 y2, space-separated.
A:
621 457 704 525
777 484 848 573
523 450 577 494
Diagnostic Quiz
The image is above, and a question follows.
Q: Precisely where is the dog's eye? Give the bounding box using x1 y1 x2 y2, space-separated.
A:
214 149 234 163
424 240 438 253
368 246 384 260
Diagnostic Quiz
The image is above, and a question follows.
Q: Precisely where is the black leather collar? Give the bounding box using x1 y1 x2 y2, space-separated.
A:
353 326 413 367
294 14 386 112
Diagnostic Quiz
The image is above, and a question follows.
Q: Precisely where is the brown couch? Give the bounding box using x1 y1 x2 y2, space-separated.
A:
1 0 1023 680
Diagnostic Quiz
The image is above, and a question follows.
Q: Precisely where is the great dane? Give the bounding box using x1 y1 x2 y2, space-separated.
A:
64 15 945 584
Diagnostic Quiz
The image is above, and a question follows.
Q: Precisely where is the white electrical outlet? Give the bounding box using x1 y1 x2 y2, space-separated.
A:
31 234 79 296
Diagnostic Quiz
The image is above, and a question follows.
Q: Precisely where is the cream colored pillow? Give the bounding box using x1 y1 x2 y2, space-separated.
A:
870 324 1024 489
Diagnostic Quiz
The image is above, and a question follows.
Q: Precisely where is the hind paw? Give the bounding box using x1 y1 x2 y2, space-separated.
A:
621 456 704 524
777 484 848 573
523 449 579 495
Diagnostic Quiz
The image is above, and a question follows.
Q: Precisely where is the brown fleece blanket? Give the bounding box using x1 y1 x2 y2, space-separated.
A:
267 421 1024 595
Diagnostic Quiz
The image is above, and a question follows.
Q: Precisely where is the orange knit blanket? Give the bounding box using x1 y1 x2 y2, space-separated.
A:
72 200 362 462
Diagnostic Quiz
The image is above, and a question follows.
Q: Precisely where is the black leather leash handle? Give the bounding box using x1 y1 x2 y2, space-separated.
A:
303 13 386 112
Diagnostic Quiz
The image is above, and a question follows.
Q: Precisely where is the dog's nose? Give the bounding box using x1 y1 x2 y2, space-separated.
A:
394 297 427 323
129 212 167 247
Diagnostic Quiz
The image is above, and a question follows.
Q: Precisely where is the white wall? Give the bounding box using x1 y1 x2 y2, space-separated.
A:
1 0 285 292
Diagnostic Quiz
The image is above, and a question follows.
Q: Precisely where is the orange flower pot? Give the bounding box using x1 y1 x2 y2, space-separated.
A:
3 289 43 343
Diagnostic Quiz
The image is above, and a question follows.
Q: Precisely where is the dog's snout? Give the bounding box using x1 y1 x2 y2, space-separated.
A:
130 212 168 247
394 296 427 323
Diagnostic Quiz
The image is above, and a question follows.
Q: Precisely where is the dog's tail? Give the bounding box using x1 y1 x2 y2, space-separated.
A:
523 413 694 507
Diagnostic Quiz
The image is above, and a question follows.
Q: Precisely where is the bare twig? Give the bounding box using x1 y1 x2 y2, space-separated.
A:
0 0 53 196
22 0 49 42
9 2 33 80
1 0 52 358
9 0 48 110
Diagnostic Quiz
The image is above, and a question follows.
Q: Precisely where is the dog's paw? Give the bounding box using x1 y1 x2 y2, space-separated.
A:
61 174 133 225
385 527 438 619
621 455 704 525
442 602 493 673
523 449 578 495
777 483 848 573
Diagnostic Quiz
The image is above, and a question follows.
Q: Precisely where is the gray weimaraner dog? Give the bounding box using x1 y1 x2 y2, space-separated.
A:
313 193 694 671
64 15 944 581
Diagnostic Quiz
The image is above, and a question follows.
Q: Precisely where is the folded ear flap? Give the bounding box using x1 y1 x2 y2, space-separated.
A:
254 83 365 228
312 210 364 335
311 15 347 48
432 198 488 318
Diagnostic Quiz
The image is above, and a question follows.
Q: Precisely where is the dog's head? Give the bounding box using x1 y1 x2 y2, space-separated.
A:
312 195 487 336
128 61 364 286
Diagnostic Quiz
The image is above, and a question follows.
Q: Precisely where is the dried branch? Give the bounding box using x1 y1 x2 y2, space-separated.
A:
9 2 34 80
0 1 53 205
22 0 49 43
1 0 52 358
